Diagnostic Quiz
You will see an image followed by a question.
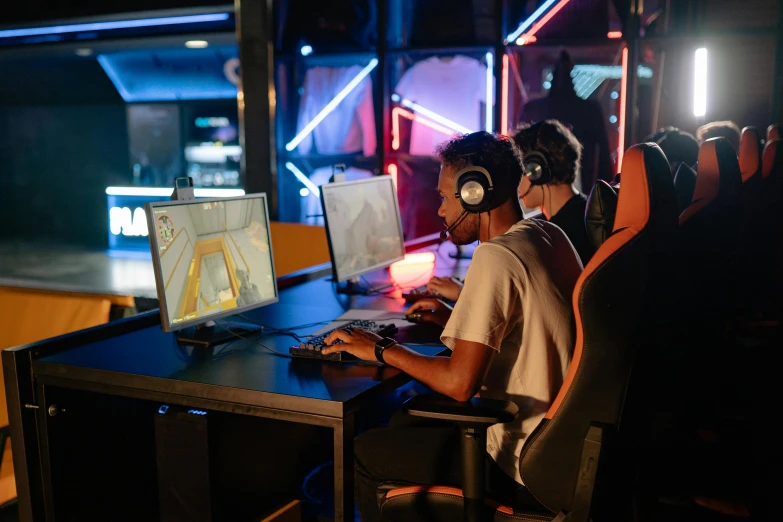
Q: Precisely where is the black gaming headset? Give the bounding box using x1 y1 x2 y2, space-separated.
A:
453 133 496 214
520 122 554 185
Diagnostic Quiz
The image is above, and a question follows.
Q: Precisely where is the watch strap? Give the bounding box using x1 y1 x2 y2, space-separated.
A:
374 337 397 363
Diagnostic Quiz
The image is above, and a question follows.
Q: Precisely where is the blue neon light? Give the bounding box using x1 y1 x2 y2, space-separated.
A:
506 0 558 43
285 162 320 196
301 45 313 56
285 59 378 151
0 13 230 39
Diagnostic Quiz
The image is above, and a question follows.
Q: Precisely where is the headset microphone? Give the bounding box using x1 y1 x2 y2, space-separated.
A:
440 209 469 241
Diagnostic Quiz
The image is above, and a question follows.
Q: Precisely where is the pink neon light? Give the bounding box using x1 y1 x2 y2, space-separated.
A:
523 0 572 40
391 107 457 150
501 54 509 135
389 253 436 288
618 46 629 174
607 31 622 39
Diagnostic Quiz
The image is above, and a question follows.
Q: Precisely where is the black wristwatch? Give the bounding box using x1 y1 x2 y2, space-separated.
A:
374 337 397 363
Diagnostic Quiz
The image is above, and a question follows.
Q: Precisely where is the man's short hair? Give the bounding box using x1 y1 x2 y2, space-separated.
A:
511 119 582 185
644 126 699 168
696 120 741 151
436 131 524 205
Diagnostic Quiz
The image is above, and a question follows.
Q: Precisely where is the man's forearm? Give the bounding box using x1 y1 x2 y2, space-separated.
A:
382 344 474 402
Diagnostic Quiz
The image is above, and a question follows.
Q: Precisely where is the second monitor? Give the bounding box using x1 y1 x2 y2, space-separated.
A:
321 176 405 289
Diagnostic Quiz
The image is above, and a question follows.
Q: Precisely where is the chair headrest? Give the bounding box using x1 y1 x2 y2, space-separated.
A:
762 139 782 180
768 124 781 143
694 137 741 203
673 162 697 214
585 180 618 251
739 126 761 182
615 143 679 241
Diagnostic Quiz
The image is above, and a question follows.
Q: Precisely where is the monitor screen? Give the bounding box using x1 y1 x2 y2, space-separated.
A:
321 176 405 282
146 194 278 332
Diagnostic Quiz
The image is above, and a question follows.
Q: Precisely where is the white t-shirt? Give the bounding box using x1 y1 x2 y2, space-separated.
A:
440 219 583 484
395 55 493 156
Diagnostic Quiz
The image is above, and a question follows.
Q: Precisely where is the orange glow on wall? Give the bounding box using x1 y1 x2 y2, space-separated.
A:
391 107 458 150
387 164 398 189
607 31 622 39
618 46 629 173
501 54 509 135
389 253 436 288
516 35 538 45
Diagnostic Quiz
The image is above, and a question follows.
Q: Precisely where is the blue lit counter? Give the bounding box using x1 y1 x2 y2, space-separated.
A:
106 186 245 256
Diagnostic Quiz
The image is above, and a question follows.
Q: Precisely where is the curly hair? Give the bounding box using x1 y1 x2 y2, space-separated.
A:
511 120 582 185
696 120 741 151
435 131 525 204
644 126 699 169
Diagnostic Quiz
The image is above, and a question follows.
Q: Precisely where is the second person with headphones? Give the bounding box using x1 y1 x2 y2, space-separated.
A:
514 120 595 266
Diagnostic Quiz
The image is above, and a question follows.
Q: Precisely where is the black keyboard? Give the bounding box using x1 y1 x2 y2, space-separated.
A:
288 320 398 362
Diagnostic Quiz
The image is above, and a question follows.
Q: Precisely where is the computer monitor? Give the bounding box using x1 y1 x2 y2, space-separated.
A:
146 194 278 332
321 176 405 283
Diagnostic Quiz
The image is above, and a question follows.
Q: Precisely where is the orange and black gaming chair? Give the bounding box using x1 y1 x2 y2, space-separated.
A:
377 144 679 522
737 127 764 314
759 140 783 321
678 138 743 325
767 124 780 143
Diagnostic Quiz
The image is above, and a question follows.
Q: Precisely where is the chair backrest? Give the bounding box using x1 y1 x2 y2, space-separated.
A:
768 124 781 143
679 138 741 225
739 126 761 183
762 139 782 181
584 179 617 251
673 163 697 214
518 144 678 513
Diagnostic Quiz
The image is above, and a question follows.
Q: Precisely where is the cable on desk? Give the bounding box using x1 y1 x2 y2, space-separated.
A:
214 321 295 359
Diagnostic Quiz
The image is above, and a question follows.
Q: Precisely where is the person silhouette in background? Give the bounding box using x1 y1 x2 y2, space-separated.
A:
696 120 741 153
644 126 700 175
519 50 613 194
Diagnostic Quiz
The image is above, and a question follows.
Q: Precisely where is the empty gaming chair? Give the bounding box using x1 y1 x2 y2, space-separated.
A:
378 144 678 522
673 163 697 214
767 124 780 143
585 180 618 252
759 140 783 319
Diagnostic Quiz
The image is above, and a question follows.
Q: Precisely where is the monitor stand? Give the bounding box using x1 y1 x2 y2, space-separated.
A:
175 320 263 349
334 278 393 296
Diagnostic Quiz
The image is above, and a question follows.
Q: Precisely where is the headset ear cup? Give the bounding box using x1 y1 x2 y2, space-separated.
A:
457 170 493 213
523 150 552 185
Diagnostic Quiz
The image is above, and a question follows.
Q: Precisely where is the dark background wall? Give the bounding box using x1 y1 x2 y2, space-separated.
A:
0 57 129 248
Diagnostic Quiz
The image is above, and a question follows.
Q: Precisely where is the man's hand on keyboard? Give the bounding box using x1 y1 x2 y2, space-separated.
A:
405 298 453 327
323 327 384 361
426 277 464 302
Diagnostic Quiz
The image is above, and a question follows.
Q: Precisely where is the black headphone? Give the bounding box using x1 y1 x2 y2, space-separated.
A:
521 123 553 185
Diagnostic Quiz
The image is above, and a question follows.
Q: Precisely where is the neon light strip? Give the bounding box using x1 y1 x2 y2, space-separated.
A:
399 98 472 134
607 31 623 39
0 13 230 39
105 187 246 197
618 46 629 174
391 107 460 150
485 52 493 132
286 59 378 151
388 164 398 189
501 54 509 135
284 162 320 196
693 48 708 117
519 0 572 43
507 0 558 42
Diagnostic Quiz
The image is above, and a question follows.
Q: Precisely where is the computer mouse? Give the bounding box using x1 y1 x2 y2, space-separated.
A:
406 312 424 324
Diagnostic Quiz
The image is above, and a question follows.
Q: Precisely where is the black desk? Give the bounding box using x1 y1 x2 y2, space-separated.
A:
4 243 471 522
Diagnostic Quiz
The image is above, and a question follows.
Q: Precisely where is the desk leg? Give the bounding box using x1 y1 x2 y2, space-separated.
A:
333 414 355 522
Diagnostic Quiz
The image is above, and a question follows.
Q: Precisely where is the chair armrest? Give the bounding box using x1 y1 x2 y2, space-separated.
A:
402 393 518 428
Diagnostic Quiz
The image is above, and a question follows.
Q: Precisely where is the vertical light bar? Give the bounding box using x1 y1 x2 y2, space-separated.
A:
284 162 320 196
286 58 378 151
485 52 494 132
693 48 708 117
501 54 510 135
618 46 629 173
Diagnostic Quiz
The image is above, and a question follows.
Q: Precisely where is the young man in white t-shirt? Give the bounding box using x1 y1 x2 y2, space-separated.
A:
322 131 583 521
